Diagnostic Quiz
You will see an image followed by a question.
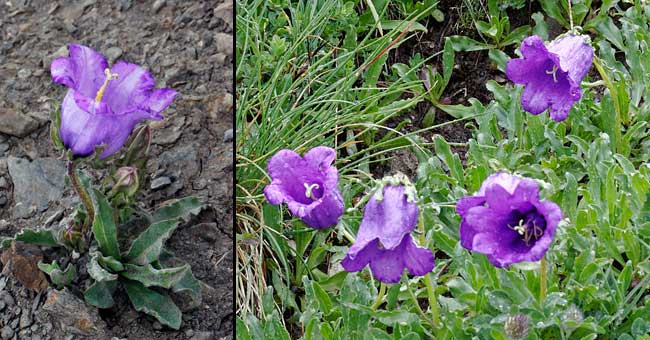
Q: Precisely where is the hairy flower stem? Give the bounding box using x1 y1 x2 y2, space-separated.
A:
403 273 435 329
567 0 574 30
371 283 386 310
419 220 440 328
67 161 94 233
540 256 548 301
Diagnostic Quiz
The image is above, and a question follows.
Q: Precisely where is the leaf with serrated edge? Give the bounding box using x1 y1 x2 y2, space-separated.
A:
88 254 118 282
15 228 58 247
126 219 179 265
91 190 121 259
123 279 182 329
84 280 117 309
122 263 189 289
151 197 204 223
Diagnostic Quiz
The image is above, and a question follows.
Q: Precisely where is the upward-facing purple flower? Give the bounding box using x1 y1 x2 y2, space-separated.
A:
506 35 593 122
342 184 434 283
264 146 344 229
51 44 177 158
456 172 562 268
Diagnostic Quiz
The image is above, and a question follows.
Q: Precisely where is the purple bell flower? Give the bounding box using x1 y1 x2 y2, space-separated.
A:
51 44 177 158
264 146 344 229
456 172 562 268
506 34 594 122
342 184 434 283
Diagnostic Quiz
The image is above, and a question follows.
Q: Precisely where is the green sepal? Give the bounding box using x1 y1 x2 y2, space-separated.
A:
50 110 65 151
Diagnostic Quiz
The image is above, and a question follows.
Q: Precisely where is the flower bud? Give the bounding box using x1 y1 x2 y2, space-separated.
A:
113 166 139 196
504 314 530 340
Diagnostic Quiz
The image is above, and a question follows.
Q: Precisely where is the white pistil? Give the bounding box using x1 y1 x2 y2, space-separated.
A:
509 219 544 246
95 68 119 102
303 183 320 199
545 65 558 83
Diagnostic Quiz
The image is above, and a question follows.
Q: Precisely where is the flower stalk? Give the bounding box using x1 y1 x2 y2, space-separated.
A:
370 283 386 310
67 161 94 233
540 255 547 301
419 219 440 328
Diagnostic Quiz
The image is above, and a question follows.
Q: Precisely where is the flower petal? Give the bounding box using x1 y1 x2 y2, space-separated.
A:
265 149 323 205
401 234 435 276
347 185 418 257
478 172 522 196
456 196 486 216
51 44 109 98
138 88 178 118
102 61 156 114
288 189 344 229
341 239 379 272
547 34 594 87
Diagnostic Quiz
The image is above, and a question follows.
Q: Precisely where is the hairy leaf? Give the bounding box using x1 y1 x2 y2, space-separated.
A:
15 228 58 247
37 261 76 289
90 251 124 272
151 197 204 223
122 263 189 289
88 254 118 282
91 189 121 259
84 280 117 309
159 250 202 307
126 219 180 265
123 279 182 329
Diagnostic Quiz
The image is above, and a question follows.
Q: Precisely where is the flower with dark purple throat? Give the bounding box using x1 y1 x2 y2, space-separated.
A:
506 34 593 122
341 174 434 283
51 44 177 159
456 172 562 268
264 146 344 229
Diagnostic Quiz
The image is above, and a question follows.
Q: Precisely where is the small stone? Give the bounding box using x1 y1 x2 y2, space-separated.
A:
0 326 13 340
214 33 233 56
19 309 32 329
0 242 49 293
17 69 31 79
191 331 213 340
223 129 233 143
0 177 8 189
42 289 107 337
0 108 39 137
152 0 165 13
184 329 194 338
0 292 12 306
152 321 163 330
214 1 233 30
44 45 69 69
119 0 133 11
151 176 172 190
8 157 66 218
105 47 123 64
190 223 219 242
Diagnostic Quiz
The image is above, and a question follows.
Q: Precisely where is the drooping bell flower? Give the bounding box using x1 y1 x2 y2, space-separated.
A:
264 146 344 229
342 179 434 283
456 172 562 268
51 44 177 158
506 34 593 122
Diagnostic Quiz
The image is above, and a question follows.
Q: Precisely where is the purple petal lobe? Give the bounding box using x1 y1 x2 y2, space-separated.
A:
102 61 156 114
51 44 109 98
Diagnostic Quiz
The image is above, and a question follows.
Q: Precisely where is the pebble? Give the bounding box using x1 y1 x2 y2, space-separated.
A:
0 291 15 306
152 0 166 13
0 108 39 137
0 326 13 340
152 321 163 330
17 69 31 79
105 47 123 64
223 129 233 143
151 176 172 190
7 157 66 218
214 33 233 56
0 177 7 189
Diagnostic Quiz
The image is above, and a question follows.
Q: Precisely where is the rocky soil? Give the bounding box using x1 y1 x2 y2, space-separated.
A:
0 0 233 339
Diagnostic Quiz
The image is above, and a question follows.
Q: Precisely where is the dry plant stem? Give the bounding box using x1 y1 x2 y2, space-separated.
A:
67 161 94 233
540 255 548 301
